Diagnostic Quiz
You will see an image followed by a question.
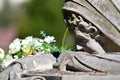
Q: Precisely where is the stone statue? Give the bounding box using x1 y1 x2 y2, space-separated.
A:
0 53 56 80
53 0 120 75
1 0 120 79
63 0 120 53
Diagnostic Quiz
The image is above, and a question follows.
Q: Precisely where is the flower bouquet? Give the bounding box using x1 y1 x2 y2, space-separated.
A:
0 31 67 69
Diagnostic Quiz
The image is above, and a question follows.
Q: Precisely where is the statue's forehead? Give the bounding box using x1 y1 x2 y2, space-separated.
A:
63 0 120 46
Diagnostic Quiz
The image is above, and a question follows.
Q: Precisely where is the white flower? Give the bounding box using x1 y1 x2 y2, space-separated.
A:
33 38 43 53
44 36 56 44
33 38 43 47
14 55 19 59
41 51 45 54
0 48 5 60
2 55 15 68
21 36 33 45
40 46 44 50
39 39 44 43
46 48 50 52
9 38 21 54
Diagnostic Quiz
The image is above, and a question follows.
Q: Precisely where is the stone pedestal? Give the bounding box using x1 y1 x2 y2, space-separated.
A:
21 70 120 80
62 75 120 80
21 74 120 80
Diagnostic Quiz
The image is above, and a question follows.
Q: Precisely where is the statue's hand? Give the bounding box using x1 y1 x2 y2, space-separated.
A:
75 27 106 54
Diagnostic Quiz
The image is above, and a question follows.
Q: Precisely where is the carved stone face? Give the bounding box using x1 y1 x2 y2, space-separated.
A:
62 0 120 53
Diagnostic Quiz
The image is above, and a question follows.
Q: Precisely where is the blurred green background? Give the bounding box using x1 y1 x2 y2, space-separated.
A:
0 0 74 51
18 0 66 46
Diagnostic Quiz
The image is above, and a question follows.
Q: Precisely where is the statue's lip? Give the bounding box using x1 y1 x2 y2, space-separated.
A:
62 1 120 46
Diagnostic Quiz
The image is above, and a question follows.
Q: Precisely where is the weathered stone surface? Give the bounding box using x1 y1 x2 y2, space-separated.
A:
0 53 56 80
63 0 120 53
54 51 120 75
22 73 62 80
14 70 120 80
14 53 56 71
62 75 120 80
12 76 46 80
12 74 120 80
0 62 23 80
61 0 120 75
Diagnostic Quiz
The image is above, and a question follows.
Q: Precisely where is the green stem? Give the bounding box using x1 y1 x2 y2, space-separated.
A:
62 28 68 48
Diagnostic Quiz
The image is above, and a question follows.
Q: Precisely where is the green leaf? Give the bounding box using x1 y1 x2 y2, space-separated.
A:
0 58 3 62
16 49 23 58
